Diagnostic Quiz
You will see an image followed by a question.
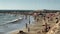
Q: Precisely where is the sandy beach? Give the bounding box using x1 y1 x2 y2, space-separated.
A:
7 12 60 34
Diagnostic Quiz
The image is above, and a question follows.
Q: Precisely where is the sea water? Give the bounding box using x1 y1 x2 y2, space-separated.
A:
0 13 34 34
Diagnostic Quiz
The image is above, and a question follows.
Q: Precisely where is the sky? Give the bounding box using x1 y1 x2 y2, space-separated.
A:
0 0 60 10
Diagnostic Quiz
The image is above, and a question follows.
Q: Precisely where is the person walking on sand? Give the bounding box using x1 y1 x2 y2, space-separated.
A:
28 27 30 32
56 18 59 23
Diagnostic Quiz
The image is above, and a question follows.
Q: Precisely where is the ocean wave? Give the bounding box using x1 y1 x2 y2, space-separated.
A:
7 18 22 23
0 18 23 26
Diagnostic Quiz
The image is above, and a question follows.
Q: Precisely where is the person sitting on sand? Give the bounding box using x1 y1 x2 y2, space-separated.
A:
17 30 27 34
42 23 51 32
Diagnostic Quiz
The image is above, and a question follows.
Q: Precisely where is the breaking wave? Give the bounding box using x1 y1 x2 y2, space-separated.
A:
0 17 23 26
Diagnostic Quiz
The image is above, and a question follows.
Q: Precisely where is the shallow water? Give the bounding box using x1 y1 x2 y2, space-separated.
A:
0 13 34 34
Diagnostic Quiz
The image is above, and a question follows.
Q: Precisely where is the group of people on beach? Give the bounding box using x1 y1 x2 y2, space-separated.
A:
34 12 60 33
42 12 60 33
17 12 60 34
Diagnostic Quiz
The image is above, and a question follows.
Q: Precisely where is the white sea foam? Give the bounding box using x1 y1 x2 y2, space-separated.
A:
7 18 22 23
0 17 23 26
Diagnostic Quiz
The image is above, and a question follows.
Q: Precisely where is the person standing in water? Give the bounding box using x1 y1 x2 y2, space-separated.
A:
29 15 30 24
26 23 28 28
25 15 27 19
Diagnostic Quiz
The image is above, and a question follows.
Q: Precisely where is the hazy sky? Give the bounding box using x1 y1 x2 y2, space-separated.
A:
0 0 60 10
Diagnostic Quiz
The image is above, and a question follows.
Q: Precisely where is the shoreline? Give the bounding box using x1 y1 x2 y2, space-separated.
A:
6 21 35 34
6 16 35 34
